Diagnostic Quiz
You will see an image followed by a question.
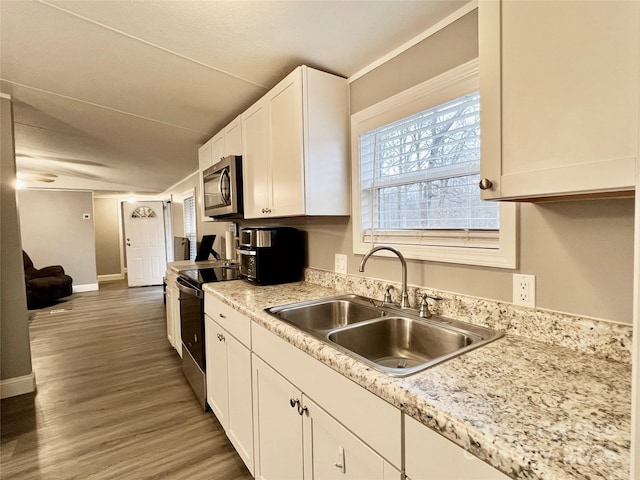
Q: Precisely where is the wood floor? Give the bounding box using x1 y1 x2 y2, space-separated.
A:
1 280 253 480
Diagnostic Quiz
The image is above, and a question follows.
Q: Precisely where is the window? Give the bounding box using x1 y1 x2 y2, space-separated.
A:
351 59 516 268
183 190 197 261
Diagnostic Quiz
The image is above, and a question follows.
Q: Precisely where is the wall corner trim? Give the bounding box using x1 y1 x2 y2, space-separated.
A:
0 371 36 399
73 283 99 293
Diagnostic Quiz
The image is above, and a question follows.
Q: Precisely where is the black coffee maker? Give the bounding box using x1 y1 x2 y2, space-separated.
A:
238 226 304 285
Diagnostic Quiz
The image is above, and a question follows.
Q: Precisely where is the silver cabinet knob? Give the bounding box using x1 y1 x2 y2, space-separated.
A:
479 178 493 190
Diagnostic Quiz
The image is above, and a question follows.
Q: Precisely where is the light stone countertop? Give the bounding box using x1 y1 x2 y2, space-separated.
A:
203 279 631 480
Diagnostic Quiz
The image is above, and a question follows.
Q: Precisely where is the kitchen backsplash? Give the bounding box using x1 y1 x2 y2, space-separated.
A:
304 268 632 364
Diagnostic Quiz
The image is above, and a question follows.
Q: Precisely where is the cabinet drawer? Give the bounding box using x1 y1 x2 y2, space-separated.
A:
252 322 401 468
405 415 509 480
204 293 251 347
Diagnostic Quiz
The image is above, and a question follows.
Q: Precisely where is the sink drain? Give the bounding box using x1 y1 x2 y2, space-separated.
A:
374 356 422 369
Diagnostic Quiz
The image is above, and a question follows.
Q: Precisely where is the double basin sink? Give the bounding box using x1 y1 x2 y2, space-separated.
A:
266 294 503 377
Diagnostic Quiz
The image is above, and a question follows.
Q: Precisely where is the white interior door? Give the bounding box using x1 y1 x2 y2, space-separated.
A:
123 201 167 287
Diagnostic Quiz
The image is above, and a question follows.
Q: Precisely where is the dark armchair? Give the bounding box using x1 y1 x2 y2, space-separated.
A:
22 251 73 309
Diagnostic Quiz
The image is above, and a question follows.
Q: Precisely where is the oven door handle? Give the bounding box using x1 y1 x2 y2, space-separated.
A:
176 276 204 299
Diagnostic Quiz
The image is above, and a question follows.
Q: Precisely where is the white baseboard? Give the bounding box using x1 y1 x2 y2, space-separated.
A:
98 273 125 282
0 371 36 399
73 283 99 293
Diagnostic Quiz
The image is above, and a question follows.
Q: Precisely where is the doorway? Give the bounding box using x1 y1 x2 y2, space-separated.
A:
122 201 167 287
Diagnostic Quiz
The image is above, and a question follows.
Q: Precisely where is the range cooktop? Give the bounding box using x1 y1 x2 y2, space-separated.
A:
178 264 240 287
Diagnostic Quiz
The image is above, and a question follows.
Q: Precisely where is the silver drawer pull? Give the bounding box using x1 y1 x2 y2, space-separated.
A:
334 446 345 473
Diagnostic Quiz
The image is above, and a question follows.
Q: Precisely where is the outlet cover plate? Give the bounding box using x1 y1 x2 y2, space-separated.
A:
334 254 347 274
513 274 535 307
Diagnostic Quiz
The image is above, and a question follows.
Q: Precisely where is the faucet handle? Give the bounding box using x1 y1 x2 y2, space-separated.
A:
383 285 393 304
417 292 442 318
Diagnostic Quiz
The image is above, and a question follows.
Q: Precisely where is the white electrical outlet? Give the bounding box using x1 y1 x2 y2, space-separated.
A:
334 254 347 274
513 274 536 307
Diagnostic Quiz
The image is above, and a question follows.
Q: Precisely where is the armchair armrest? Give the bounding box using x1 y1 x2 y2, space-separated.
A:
29 265 66 278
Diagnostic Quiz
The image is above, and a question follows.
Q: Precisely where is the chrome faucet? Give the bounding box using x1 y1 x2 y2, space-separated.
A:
358 245 410 308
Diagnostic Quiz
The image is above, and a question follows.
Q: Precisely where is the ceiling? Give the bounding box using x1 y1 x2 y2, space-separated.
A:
0 0 469 193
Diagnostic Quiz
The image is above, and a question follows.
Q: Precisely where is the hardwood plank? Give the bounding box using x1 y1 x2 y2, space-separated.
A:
1 281 253 480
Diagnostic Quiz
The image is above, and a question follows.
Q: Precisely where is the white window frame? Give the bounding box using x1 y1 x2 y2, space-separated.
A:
183 188 197 261
351 59 517 268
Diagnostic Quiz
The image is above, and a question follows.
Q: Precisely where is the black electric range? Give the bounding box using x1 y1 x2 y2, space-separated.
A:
176 264 240 410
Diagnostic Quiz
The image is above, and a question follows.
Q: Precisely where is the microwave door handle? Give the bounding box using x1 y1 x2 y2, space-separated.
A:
219 169 230 205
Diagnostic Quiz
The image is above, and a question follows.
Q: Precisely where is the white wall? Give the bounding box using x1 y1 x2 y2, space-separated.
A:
1 95 34 391
18 190 98 288
94 197 122 276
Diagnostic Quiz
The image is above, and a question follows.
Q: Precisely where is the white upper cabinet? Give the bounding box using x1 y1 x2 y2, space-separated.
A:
224 115 243 156
198 115 243 221
479 0 639 201
242 101 271 218
242 65 349 218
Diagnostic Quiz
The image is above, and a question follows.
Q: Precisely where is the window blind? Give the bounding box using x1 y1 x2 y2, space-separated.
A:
183 195 197 260
359 91 499 248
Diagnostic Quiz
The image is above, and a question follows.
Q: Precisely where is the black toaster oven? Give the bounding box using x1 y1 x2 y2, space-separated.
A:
238 226 304 285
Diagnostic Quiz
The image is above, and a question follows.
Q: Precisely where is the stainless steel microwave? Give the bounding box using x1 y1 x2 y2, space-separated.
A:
203 155 243 218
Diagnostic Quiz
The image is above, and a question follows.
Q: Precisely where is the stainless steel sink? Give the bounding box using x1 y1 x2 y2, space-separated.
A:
266 295 503 376
327 316 483 376
267 295 385 332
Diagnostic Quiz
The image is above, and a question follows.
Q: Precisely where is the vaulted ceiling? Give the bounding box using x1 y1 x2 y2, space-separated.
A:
0 0 468 193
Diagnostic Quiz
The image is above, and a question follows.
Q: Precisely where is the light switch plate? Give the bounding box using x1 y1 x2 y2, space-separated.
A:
334 254 347 274
513 274 535 307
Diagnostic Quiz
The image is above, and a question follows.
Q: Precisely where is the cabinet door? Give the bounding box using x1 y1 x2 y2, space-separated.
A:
170 285 181 357
268 68 305 217
242 100 271 218
198 138 214 171
252 354 303 480
405 415 509 480
205 316 229 430
303 396 392 480
198 137 216 222
165 283 175 348
210 131 226 166
224 116 243 156
226 334 254 475
480 0 638 200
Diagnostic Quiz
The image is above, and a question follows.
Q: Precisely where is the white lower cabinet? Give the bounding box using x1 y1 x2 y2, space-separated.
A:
205 316 228 427
251 322 401 479
405 415 509 480
252 354 398 480
252 355 304 479
203 295 507 480
204 299 254 475
303 395 399 480
164 273 181 357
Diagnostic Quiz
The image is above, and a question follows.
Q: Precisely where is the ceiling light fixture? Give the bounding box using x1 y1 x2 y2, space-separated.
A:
16 172 58 183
